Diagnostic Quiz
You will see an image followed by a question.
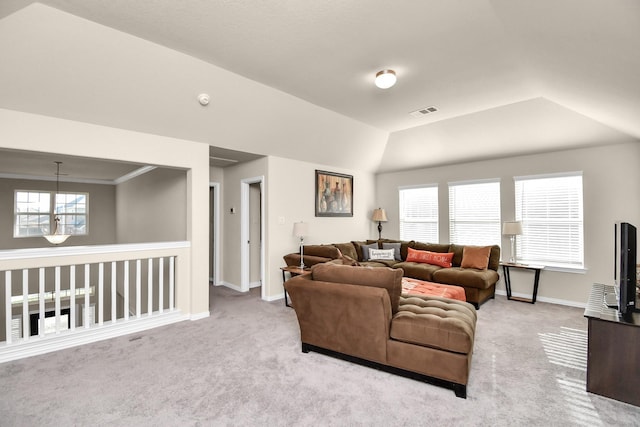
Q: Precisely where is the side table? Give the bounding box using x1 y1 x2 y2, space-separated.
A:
500 262 544 304
281 266 311 307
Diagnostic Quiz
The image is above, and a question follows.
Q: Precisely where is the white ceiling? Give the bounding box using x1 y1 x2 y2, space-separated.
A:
1 0 639 174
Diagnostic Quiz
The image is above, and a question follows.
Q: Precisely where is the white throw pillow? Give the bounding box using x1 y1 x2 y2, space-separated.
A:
368 248 396 261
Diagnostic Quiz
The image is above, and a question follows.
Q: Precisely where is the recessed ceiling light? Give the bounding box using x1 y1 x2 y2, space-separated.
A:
375 70 396 89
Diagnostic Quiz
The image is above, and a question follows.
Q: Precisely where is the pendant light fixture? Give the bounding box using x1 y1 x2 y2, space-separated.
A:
43 161 70 245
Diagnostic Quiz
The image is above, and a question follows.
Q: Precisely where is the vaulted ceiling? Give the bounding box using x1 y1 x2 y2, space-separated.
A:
1 0 639 174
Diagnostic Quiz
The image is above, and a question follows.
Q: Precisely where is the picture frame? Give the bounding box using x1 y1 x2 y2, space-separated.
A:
315 170 353 217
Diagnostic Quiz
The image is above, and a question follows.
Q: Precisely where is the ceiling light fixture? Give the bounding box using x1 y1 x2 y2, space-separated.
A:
375 69 397 89
43 161 70 245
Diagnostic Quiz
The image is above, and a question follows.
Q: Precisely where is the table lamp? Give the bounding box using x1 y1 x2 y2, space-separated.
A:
293 221 309 269
372 208 388 239
503 221 523 263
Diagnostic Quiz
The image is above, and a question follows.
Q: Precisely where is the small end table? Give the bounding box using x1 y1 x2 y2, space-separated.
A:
281 266 311 307
500 262 545 304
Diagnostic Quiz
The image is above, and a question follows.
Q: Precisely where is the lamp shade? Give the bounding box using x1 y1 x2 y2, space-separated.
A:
292 221 309 238
372 208 388 222
502 221 523 236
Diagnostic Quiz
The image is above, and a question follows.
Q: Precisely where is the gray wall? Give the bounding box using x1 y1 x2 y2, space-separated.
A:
116 168 187 243
0 178 116 249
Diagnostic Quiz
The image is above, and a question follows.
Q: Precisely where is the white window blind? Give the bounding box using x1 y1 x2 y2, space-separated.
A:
449 179 501 245
515 173 584 268
399 185 438 242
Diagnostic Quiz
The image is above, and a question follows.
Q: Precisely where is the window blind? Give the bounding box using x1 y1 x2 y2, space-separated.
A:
515 173 584 267
399 185 438 242
449 180 501 245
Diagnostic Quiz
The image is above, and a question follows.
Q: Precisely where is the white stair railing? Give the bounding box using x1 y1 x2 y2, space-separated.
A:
0 242 190 363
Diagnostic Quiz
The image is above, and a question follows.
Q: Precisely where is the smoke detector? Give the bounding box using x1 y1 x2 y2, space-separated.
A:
197 93 210 106
409 106 438 118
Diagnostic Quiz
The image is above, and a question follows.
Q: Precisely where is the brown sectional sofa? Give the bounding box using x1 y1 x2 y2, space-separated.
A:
286 262 477 398
284 239 500 308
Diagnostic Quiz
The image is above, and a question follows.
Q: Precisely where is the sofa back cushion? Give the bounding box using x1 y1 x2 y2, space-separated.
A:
303 244 341 259
413 242 451 253
311 263 403 314
332 242 358 260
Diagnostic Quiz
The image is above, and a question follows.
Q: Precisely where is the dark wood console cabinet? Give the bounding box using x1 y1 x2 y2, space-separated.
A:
583 283 640 407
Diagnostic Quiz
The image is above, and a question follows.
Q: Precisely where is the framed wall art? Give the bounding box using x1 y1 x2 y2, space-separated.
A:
315 170 353 217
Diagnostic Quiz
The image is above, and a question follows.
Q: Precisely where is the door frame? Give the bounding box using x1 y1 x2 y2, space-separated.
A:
209 182 221 286
240 176 265 296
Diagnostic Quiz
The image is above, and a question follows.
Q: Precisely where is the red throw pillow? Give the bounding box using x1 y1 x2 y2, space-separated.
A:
461 246 491 270
406 248 454 268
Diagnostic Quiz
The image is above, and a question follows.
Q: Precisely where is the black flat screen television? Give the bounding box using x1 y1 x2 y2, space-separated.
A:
614 222 637 316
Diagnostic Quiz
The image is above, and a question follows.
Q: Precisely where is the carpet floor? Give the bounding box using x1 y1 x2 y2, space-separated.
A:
1 285 639 426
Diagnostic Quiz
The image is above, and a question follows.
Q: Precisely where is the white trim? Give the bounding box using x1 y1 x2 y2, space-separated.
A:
0 241 190 261
495 289 586 308
240 176 265 295
514 170 583 181
0 310 188 364
0 172 114 186
190 311 210 321
447 177 501 186
113 166 157 185
219 281 243 293
264 292 285 303
398 183 438 191
209 182 221 286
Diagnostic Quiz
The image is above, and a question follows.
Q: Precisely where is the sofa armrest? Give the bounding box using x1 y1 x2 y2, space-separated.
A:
286 276 391 364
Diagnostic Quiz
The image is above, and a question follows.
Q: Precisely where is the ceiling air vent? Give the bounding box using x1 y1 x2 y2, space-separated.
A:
409 106 438 118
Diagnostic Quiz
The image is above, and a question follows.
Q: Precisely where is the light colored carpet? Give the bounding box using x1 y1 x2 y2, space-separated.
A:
1 285 639 426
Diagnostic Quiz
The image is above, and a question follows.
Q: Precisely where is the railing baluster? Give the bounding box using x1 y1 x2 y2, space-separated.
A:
111 262 116 324
70 265 76 330
159 257 164 314
55 266 61 334
148 258 153 317
39 268 45 337
124 260 130 321
136 259 141 318
170 256 175 311
84 264 90 329
98 262 104 326
5 271 11 345
22 269 29 341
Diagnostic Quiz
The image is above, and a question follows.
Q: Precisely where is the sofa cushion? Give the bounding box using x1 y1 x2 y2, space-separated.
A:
413 242 451 253
360 243 380 261
406 248 454 267
283 253 332 267
303 244 341 259
311 263 403 314
393 262 441 281
382 242 402 261
461 246 492 270
392 295 476 354
332 242 358 260
369 248 396 261
432 267 500 290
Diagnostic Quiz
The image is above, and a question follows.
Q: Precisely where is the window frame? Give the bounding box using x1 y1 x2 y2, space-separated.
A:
14 189 89 238
398 184 439 243
448 178 501 246
514 172 584 271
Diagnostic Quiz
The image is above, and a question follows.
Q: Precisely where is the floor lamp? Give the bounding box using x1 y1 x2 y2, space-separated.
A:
502 221 523 263
293 221 309 269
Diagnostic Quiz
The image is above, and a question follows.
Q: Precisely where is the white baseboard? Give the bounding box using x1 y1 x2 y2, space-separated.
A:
218 281 244 292
0 310 188 364
264 292 285 303
190 311 210 321
495 289 586 308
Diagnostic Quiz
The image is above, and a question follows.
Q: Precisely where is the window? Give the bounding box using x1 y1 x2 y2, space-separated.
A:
515 173 583 269
399 185 438 242
14 191 88 238
449 179 501 245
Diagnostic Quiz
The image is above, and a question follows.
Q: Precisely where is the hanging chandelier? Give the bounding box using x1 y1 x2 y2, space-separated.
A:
43 161 70 245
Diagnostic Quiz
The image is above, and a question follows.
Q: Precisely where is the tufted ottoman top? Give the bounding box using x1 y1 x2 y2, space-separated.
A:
391 295 477 354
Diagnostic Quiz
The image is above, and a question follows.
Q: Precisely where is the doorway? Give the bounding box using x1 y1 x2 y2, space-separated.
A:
241 176 265 297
